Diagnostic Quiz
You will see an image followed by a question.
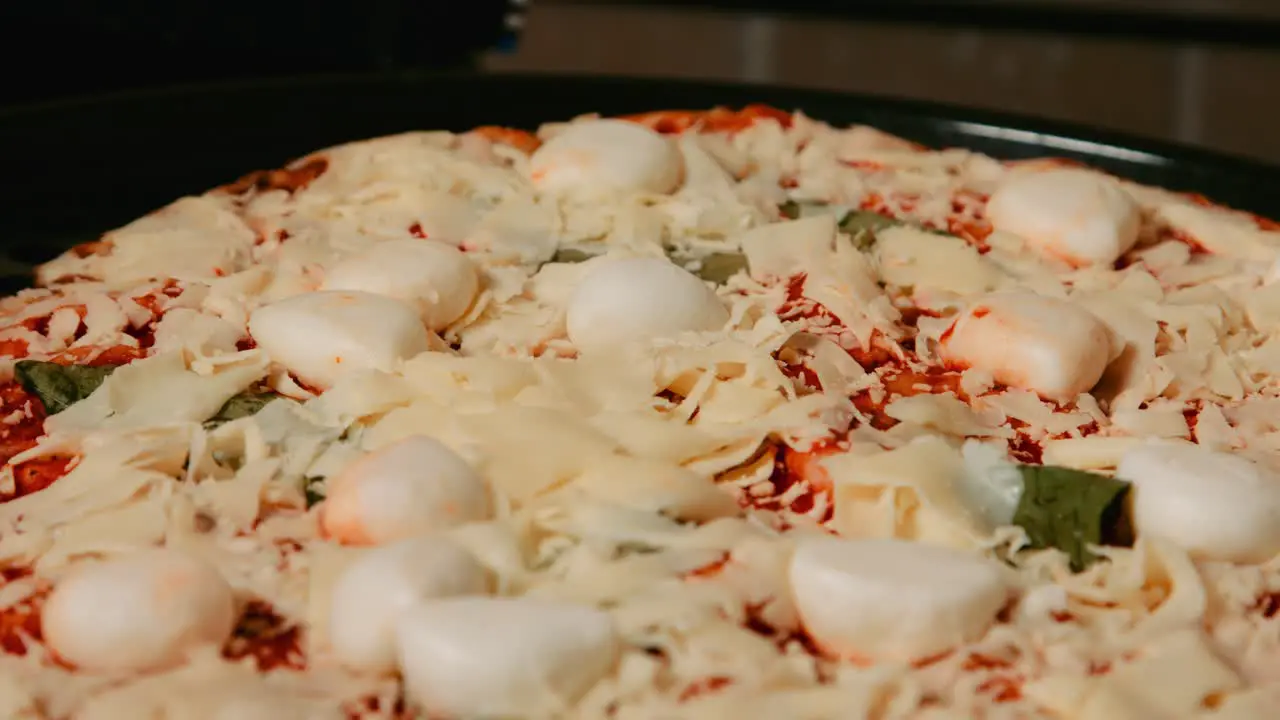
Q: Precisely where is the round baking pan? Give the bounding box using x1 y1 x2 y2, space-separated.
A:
1 72 1277 277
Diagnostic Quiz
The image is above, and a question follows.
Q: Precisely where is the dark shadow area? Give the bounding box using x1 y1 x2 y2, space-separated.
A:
558 0 1280 48
0 0 520 107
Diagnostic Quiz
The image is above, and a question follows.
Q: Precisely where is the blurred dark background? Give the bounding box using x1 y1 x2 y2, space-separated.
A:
484 0 1280 162
0 0 523 104
2 0 1279 162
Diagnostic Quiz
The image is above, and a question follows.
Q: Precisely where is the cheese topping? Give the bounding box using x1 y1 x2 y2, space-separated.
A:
529 119 683 198
1118 441 1280 563
939 291 1114 402
566 257 731 352
328 536 491 673
987 168 1141 267
3 107 1280 718
248 290 431 390
396 597 620 717
789 537 1009 662
320 239 480 331
319 435 493 545
41 549 236 674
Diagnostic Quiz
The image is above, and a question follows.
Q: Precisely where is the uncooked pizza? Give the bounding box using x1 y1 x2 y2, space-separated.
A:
0 104 1278 719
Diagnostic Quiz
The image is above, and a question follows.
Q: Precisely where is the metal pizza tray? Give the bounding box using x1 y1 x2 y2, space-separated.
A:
1 72 1277 281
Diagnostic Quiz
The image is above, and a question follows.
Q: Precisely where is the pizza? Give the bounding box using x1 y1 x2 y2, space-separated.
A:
0 103 1278 719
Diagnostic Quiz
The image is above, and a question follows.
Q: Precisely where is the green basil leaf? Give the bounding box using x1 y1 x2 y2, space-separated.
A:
839 211 902 252
690 252 749 285
780 199 838 220
14 360 116 415
666 249 750 285
615 541 662 558
204 390 280 430
304 476 327 509
838 210 899 236
1012 465 1134 572
550 248 596 264
784 200 960 253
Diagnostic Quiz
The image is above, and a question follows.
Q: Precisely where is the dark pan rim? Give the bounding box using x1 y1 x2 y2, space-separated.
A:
0 69 1275 286
2 70 1277 177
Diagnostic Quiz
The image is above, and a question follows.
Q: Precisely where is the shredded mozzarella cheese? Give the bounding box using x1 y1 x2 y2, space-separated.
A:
0 107 1277 719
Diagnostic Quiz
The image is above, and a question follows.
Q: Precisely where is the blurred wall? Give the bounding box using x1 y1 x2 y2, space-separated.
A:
484 1 1280 163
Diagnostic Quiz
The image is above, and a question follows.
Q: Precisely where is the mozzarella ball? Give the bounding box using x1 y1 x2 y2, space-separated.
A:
249 290 430 390
938 292 1112 402
789 538 1008 662
396 597 619 717
529 120 683 197
986 169 1141 267
42 549 237 673
320 435 493 546
329 536 490 674
321 239 480 331
566 257 729 351
1117 442 1280 563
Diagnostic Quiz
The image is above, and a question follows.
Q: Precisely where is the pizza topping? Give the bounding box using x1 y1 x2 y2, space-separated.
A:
779 199 902 246
824 437 994 548
839 209 901 237
35 196 256 286
622 105 792 135
320 239 480 331
395 596 620 718
670 250 750 285
778 199 854 223
873 224 1005 295
1117 441 1280 563
203 388 280 429
151 307 244 357
549 247 598 265
319 435 493 546
13 359 115 415
986 168 1141 267
571 453 741 523
565 257 730 352
468 125 543 155
10 108 1280 716
248 291 431 390
788 537 1009 662
42 350 268 433
328 536 491 674
220 157 330 197
1148 195 1280 261
938 292 1114 402
1011 464 1134 571
222 600 305 671
529 119 684 198
41 549 237 673
956 440 1027 529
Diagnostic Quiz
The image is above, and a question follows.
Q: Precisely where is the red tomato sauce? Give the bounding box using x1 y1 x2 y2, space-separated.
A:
0 382 46 470
471 126 542 154
0 568 46 657
621 105 792 135
221 600 306 671
5 455 76 503
343 696 412 720
678 675 733 702
222 157 329 196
